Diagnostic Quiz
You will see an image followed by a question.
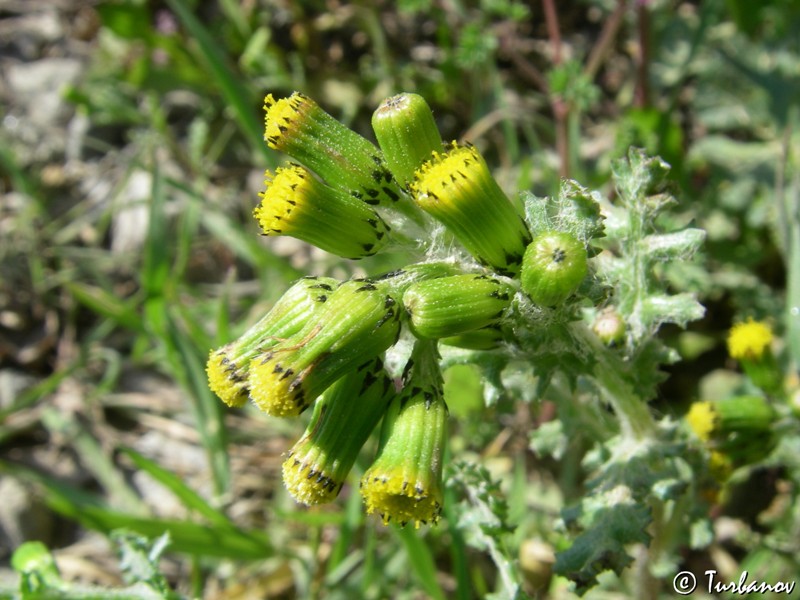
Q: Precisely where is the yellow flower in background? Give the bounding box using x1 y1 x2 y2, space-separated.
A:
686 401 716 442
727 318 773 361
727 319 783 396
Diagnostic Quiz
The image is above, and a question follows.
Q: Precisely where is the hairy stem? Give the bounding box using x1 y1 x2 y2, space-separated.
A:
571 322 657 440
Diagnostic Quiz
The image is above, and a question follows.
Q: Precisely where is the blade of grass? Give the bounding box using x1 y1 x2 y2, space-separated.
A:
163 0 274 166
1 459 271 560
119 446 237 531
165 176 301 280
327 480 364 571
392 527 446 600
213 269 234 346
0 142 43 204
0 367 73 424
161 303 231 496
40 408 146 516
787 207 800 366
138 157 230 496
64 282 144 332
360 524 379 596
141 160 170 298
171 180 202 286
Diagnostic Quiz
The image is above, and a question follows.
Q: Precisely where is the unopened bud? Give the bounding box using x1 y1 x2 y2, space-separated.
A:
520 230 588 306
206 276 337 407
403 274 514 339
361 341 447 528
283 357 392 505
264 93 403 206
372 93 443 188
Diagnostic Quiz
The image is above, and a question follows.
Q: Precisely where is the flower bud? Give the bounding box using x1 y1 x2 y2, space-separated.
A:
255 164 390 259
403 274 514 339
283 356 393 505
410 143 531 276
361 341 447 528
592 308 626 346
248 280 402 417
206 276 337 407
372 93 443 188
264 93 404 206
520 230 588 306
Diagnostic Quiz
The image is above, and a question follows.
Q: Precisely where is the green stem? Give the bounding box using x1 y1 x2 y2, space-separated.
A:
571 322 657 440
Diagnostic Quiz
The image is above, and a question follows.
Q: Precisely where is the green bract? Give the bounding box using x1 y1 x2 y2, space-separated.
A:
283 357 392 505
520 230 588 306
361 340 447 527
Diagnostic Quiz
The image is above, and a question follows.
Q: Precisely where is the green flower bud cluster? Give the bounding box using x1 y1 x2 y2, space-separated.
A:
209 91 605 526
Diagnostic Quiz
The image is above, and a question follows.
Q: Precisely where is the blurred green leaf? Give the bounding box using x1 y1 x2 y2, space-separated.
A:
119 447 237 531
96 2 152 41
1 459 271 560
394 527 447 600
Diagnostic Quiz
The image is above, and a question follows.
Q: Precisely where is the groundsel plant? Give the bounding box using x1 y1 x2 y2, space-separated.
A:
206 91 729 594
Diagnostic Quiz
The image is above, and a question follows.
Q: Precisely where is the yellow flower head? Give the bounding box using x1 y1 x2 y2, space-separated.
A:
263 92 317 151
255 165 390 259
282 359 391 505
410 142 531 276
686 401 717 442
205 277 337 409
727 319 773 361
248 280 401 417
282 450 343 506
263 92 403 207
360 464 444 528
360 340 447 528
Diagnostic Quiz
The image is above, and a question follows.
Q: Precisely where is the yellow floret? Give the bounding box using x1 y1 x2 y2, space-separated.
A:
282 449 342 505
206 348 249 408
360 467 443 528
410 142 484 209
247 351 311 417
686 401 717 442
727 318 773 361
263 92 314 150
254 165 311 236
